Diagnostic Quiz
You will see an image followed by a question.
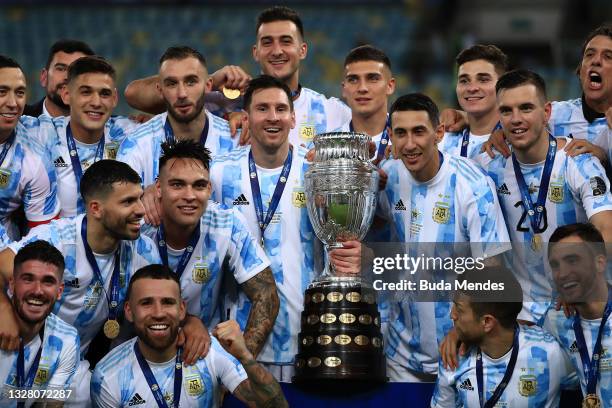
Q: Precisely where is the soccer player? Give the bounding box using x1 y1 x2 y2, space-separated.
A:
431 267 575 407
438 45 508 159
24 39 94 118
116 46 238 193
91 264 288 408
544 223 611 406
335 45 395 163
0 55 59 240
142 139 278 359
0 241 79 407
474 69 612 324
32 56 137 218
378 93 510 382
210 75 361 382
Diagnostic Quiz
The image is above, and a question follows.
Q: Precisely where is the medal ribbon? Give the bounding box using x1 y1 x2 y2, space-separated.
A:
134 341 182 408
511 135 556 234
80 217 121 322
349 115 391 163
460 122 502 158
164 117 209 146
248 146 293 242
476 325 520 408
66 123 105 187
573 287 612 395
156 223 200 279
16 327 45 408
0 130 16 168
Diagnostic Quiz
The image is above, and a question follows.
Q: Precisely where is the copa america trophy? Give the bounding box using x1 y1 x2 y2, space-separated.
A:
294 132 386 382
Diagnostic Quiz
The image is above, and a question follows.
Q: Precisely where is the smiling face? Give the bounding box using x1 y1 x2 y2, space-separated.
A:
253 20 307 89
579 34 612 112
456 59 499 118
158 57 208 124
342 60 395 118
10 260 63 325
93 181 145 241
247 87 295 153
0 67 26 140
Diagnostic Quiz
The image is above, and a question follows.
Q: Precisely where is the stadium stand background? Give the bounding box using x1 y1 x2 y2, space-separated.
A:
1 0 610 115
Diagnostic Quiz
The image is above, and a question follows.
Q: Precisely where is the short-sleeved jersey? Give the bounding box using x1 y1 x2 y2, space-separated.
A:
141 202 270 327
550 98 609 146
544 308 612 404
8 215 161 355
0 313 79 407
31 115 137 217
431 325 575 408
379 153 511 374
475 142 612 322
0 118 59 240
91 337 248 408
116 111 238 187
209 145 318 364
290 87 351 148
439 130 490 159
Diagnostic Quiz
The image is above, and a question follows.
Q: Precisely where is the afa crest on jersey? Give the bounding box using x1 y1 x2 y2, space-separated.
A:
432 201 450 224
185 375 204 396
299 124 316 142
0 168 11 188
292 188 306 208
518 374 537 397
34 366 49 385
548 182 564 203
192 263 210 284
105 142 119 160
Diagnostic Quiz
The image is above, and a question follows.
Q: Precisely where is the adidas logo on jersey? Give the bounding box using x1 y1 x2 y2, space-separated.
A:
54 156 69 168
569 340 579 353
65 278 79 288
233 194 250 206
128 393 146 406
459 378 474 391
497 183 510 195
394 199 406 211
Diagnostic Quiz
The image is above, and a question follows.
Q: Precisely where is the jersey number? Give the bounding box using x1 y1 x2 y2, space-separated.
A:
514 201 548 233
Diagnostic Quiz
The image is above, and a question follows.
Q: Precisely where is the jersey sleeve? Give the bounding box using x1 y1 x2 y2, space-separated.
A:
90 367 120 408
210 340 248 393
566 154 612 218
324 97 352 132
116 136 147 184
8 223 58 254
430 364 460 408
22 151 60 222
227 208 270 284
47 332 80 389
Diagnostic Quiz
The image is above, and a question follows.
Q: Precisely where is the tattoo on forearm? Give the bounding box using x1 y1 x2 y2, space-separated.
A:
235 360 288 408
241 268 279 356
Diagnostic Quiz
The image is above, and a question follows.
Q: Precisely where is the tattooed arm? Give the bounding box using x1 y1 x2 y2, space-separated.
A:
214 320 288 408
240 267 279 357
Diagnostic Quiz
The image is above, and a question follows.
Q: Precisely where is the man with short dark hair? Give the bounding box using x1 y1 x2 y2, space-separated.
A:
0 241 79 407
431 268 575 407
24 39 95 118
92 264 288 408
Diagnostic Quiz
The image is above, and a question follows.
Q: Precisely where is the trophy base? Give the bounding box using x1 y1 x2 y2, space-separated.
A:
293 279 387 383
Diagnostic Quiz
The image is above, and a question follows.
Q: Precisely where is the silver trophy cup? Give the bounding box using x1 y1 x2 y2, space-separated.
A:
294 132 386 382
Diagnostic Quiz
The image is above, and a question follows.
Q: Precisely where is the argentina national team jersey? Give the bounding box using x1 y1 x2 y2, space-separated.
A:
438 130 490 159
32 115 137 217
0 313 80 407
8 214 161 355
378 152 511 375
431 325 576 408
475 142 612 323
290 87 351 148
141 202 270 327
550 98 609 146
0 117 59 241
210 145 318 364
0 224 10 249
91 337 247 408
116 111 238 187
544 309 612 405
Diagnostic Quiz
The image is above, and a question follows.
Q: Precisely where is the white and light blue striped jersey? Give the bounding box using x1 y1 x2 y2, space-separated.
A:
291 87 351 147
116 111 238 187
0 118 59 240
431 325 576 408
0 224 10 249
378 152 511 375
7 214 161 355
141 202 270 327
544 308 612 405
550 98 609 146
0 313 79 407
439 131 490 159
31 115 137 217
209 145 318 364
91 337 247 408
475 141 612 323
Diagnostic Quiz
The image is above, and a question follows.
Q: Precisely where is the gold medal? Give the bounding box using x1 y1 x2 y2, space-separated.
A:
222 87 241 100
103 319 120 339
582 394 601 408
531 234 542 251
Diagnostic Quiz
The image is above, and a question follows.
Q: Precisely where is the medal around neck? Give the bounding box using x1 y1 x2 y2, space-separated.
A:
583 394 601 408
222 87 241 100
294 132 385 382
103 319 120 339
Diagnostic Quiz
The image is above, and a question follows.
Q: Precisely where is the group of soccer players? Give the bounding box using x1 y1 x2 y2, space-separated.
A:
0 4 610 407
